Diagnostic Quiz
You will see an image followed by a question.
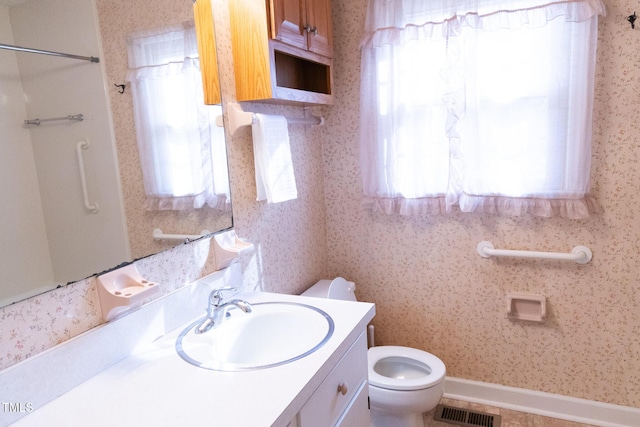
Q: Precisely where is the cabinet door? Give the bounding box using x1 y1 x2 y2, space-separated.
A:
270 0 307 51
193 0 221 105
306 0 333 57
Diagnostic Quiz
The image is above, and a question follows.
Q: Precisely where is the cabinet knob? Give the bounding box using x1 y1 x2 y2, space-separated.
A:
337 383 348 396
305 25 318 35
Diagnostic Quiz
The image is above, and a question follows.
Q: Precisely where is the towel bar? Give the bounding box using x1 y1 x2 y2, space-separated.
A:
226 102 324 136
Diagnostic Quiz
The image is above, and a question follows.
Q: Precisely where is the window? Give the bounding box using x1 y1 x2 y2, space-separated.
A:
360 0 605 218
126 22 229 211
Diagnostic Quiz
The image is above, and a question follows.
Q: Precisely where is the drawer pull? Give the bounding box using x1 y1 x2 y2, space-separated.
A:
337 383 348 396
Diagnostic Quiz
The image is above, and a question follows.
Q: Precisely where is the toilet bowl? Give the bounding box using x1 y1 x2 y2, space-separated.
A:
368 345 445 427
302 278 446 427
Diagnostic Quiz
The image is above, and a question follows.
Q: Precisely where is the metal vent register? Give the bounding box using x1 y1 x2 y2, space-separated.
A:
433 404 502 427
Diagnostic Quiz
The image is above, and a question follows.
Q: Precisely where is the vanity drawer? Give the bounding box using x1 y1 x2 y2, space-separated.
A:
298 331 368 426
335 380 369 427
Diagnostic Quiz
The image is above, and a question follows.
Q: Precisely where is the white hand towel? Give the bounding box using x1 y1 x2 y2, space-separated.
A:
251 113 298 203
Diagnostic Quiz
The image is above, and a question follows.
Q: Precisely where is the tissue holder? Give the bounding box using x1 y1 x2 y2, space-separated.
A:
97 264 160 322
506 292 546 322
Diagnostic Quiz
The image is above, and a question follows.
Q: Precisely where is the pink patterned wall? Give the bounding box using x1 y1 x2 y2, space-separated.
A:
3 0 637 412
323 0 639 408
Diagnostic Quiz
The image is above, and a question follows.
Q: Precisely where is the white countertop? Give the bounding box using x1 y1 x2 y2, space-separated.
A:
11 292 375 427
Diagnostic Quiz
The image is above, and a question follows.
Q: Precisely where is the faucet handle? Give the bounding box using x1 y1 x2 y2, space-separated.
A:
210 286 238 306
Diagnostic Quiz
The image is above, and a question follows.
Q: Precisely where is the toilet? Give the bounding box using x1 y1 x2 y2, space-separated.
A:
302 278 446 427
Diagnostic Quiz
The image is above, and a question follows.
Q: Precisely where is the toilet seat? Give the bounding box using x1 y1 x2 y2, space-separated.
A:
368 346 445 391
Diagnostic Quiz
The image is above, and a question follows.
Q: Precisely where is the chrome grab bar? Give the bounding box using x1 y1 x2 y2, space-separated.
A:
25 114 84 126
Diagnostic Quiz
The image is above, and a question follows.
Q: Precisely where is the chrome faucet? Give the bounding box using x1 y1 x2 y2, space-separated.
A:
194 287 252 334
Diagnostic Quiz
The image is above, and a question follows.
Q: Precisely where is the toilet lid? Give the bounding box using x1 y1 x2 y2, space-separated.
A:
368 346 446 391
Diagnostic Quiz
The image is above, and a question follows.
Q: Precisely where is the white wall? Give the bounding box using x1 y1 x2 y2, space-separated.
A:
9 0 129 283
0 6 55 305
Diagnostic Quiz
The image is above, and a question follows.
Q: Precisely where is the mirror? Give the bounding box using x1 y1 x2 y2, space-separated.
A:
0 0 232 308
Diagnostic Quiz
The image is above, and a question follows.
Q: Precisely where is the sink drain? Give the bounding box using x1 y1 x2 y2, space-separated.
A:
433 404 501 427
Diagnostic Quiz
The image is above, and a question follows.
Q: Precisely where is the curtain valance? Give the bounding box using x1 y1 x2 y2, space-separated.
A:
363 0 606 44
126 22 198 69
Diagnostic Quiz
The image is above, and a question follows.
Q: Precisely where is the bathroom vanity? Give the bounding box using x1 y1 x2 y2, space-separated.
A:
3 265 375 427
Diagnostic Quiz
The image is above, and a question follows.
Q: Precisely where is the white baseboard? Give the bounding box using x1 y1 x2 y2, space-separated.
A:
443 377 640 427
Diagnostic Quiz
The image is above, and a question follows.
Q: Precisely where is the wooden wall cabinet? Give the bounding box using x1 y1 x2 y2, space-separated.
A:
230 0 334 105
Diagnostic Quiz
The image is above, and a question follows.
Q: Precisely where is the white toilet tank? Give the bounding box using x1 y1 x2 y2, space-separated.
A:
302 277 358 302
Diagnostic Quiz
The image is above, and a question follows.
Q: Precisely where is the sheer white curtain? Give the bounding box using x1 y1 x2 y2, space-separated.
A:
126 22 230 211
360 0 605 218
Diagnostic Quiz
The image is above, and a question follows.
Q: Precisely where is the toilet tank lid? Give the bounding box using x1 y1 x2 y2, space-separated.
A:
302 277 357 301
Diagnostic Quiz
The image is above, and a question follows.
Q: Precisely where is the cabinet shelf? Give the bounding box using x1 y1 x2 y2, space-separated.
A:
270 41 333 104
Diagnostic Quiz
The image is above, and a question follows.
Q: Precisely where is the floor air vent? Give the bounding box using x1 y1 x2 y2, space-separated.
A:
433 404 502 427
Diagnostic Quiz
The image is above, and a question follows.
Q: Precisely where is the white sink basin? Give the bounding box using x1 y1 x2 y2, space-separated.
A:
176 301 334 371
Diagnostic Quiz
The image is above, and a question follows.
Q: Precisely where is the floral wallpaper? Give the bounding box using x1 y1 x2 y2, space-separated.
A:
0 279 101 369
323 0 640 408
2 0 638 414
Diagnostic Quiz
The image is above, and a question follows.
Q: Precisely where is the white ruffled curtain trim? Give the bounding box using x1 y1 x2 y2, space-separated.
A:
127 22 199 68
362 195 600 219
363 0 606 44
144 193 230 211
126 59 199 82
458 194 601 218
362 196 447 216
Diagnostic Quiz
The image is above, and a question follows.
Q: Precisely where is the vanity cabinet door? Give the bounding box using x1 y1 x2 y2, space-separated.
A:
298 332 369 426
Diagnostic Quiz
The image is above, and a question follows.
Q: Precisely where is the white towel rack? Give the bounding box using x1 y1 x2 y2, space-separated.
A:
152 228 211 242
227 102 324 136
476 241 592 264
